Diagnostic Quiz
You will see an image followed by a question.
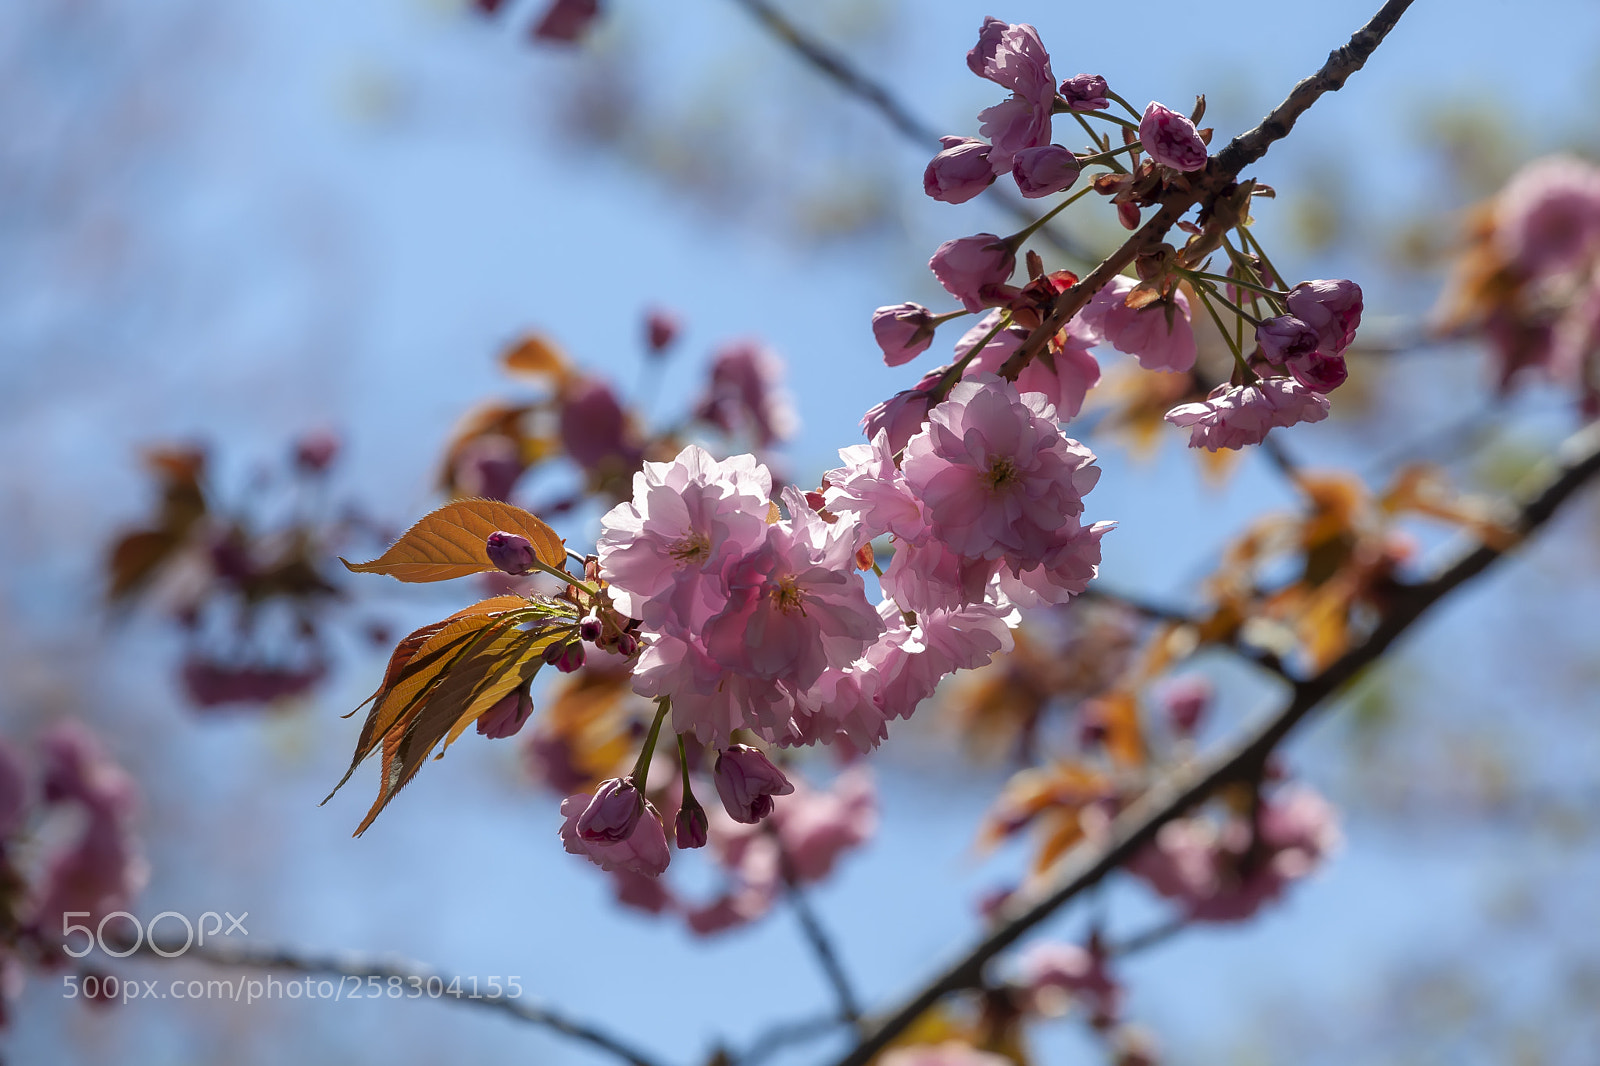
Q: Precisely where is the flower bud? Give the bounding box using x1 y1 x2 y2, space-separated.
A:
1285 279 1363 355
476 686 534 739
1012 145 1081 199
1287 350 1349 393
713 744 795 824
1158 675 1212 737
675 798 709 849
579 612 603 643
872 302 939 366
923 136 996 205
615 632 639 658
576 777 644 843
1059 73 1110 111
543 639 586 673
645 307 680 355
929 233 1017 313
1254 315 1319 366
485 531 536 576
1139 102 1208 173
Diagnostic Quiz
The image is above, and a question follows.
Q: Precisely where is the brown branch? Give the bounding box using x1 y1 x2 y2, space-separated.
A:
998 0 1417 381
828 358 1600 1066
722 0 1094 263
774 835 863 1025
123 935 668 1066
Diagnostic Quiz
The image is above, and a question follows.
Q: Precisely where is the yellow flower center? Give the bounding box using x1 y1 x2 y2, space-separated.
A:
985 455 1020 490
669 532 711 564
769 576 805 615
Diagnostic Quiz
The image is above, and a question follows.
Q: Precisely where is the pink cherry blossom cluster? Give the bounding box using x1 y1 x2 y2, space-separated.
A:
0 723 147 1028
543 365 1112 877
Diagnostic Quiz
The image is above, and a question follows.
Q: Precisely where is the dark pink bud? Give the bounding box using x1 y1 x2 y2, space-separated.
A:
1255 315 1320 366
861 367 941 452
576 777 644 843
929 233 1017 313
476 686 534 739
615 632 639 657
1159 675 1212 737
486 531 536 575
558 378 633 472
713 744 794 824
1059 73 1109 111
530 0 598 43
645 307 680 354
1285 279 1363 355
1139 102 1208 173
675 799 709 849
924 136 996 205
1287 350 1349 393
872 302 938 366
292 430 340 473
1117 201 1141 230
544 639 586 673
579 613 603 643
1012 144 1081 198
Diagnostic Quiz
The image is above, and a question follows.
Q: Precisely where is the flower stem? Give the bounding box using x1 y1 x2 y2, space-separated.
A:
1193 284 1256 383
631 698 670 787
1105 89 1145 122
1075 141 1142 168
1083 104 1142 131
1006 184 1096 248
1186 270 1285 298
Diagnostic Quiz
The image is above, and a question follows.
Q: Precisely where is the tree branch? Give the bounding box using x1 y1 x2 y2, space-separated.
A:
998 0 1417 381
827 394 1600 1063
722 0 1094 263
125 935 668 1066
775 836 863 1025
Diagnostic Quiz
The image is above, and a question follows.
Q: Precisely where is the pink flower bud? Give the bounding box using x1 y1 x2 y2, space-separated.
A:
579 613 603 643
929 233 1017 313
1158 675 1212 737
1059 73 1109 111
530 0 598 43
485 531 536 575
675 799 709 849
924 136 996 205
1255 315 1320 366
1287 350 1348 393
1285 279 1363 355
477 686 534 739
1138 102 1208 173
873 302 939 366
292 430 340 474
543 639 586 673
861 370 941 452
713 744 795 824
644 307 680 354
576 777 644 843
1117 201 1141 230
1011 145 1081 198
615 632 639 657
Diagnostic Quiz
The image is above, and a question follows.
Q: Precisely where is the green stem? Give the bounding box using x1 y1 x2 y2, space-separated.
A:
1186 270 1284 298
1239 226 1288 299
1075 141 1142 168
929 310 1014 404
1006 184 1097 248
530 558 598 597
677 733 697 802
929 309 971 327
1193 284 1255 382
631 698 670 787
1105 89 1145 123
1083 103 1142 131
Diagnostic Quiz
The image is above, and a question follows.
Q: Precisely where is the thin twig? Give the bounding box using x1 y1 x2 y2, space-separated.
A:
122 935 667 1066
1105 914 1189 958
737 1012 850 1066
774 835 863 1025
829 319 1600 1066
723 0 1094 264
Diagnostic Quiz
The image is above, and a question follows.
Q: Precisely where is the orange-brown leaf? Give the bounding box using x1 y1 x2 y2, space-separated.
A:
341 499 565 583
501 333 573 383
